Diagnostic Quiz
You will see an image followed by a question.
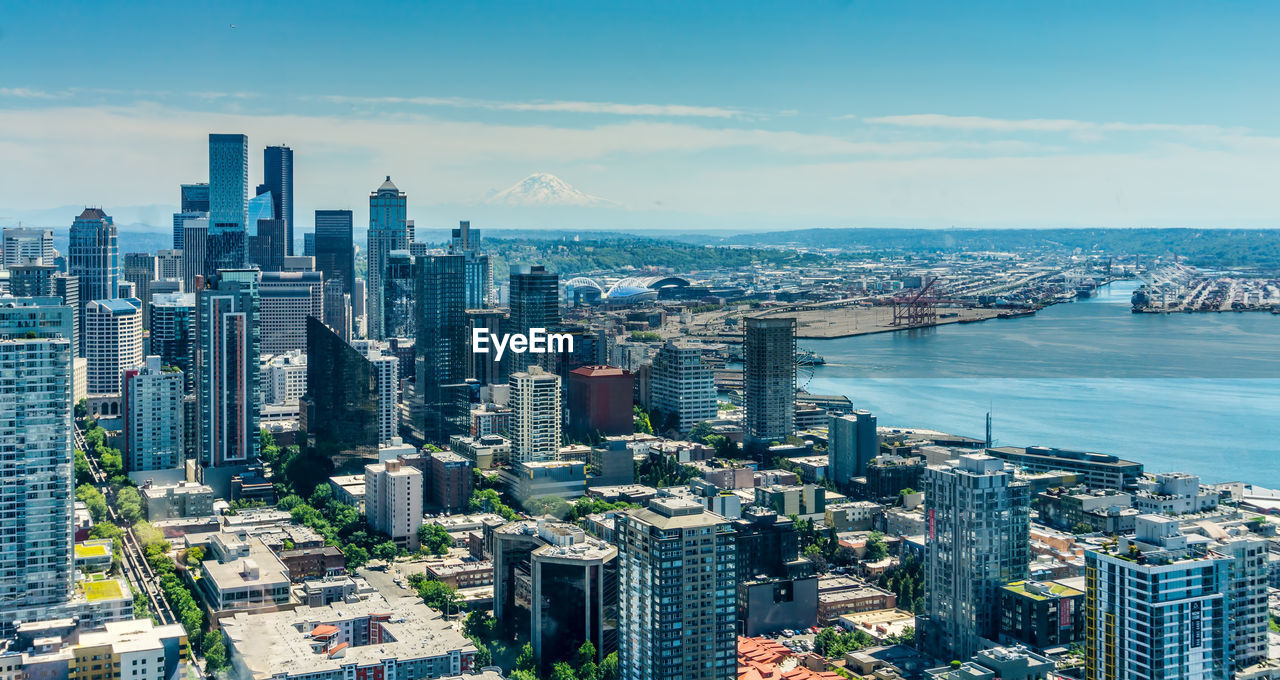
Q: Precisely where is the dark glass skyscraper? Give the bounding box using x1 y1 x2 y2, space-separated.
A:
314 210 355 294
744 316 796 452
507 265 559 373
449 220 492 309
367 177 408 340
299 316 379 457
180 182 210 213
414 254 468 445
383 250 415 339
262 145 294 255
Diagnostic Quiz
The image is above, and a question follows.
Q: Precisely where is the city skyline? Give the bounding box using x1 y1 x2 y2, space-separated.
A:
5 3 1280 230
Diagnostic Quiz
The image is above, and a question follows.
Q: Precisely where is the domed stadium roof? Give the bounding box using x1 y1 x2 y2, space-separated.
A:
565 277 604 291
605 276 690 298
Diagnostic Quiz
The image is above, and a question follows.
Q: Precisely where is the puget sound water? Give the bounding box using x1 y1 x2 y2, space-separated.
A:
802 280 1280 487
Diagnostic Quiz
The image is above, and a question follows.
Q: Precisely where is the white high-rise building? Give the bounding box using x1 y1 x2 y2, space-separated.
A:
649 340 716 435
509 366 561 463
84 298 143 394
2 227 55 266
365 459 422 551
122 356 185 472
921 453 1031 661
156 249 183 282
260 351 308 405
351 339 398 446
1085 515 1231 680
0 297 75 628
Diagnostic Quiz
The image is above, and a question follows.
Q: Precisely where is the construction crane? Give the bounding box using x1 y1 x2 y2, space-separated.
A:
891 277 938 327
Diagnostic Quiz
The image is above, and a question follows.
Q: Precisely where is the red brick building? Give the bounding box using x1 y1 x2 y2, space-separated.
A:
567 365 635 440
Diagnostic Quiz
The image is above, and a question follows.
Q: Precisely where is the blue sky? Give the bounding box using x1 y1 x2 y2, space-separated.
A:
3 1 1280 230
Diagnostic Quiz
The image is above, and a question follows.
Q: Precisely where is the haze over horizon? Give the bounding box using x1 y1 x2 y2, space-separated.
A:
4 1 1280 231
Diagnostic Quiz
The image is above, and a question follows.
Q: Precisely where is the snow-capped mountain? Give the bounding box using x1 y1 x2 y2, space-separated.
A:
487 172 613 207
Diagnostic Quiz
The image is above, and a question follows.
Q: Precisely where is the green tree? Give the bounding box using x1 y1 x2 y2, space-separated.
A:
418 524 454 556
1071 522 1095 535
343 544 369 568
371 541 400 562
632 406 653 435
464 609 496 641
574 641 598 668
116 486 144 524
687 421 715 444
203 636 229 671
527 495 571 518
418 579 461 614
865 531 888 561
599 653 619 680
550 662 578 680
185 546 205 568
515 643 537 672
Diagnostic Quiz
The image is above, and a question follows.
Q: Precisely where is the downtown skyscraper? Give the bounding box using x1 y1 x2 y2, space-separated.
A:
413 254 468 445
0 297 75 630
68 207 118 333
507 265 559 373
262 144 294 255
367 177 408 340
315 209 355 295
195 269 260 472
449 220 492 309
206 134 249 274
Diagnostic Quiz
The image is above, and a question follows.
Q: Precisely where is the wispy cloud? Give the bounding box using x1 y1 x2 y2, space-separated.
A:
863 113 1235 138
0 87 69 99
317 94 744 119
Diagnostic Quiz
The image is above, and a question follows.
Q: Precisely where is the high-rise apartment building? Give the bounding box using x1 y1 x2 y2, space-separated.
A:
466 309 505 386
828 410 878 488
315 210 355 294
743 317 795 450
69 208 119 315
616 498 738 680
2 227 54 266
367 177 408 340
196 270 260 469
149 292 196 392
84 298 143 394
650 340 716 435
449 220 492 309
262 145 294 255
426 450 474 513
365 459 423 551
509 367 562 463
351 339 399 447
7 263 55 297
1084 515 1230 680
0 297 75 627
507 265 559 373
123 356 185 471
122 252 157 328
414 254 468 445
322 278 351 342
383 250 415 339
258 271 324 354
1213 533 1269 669
531 528 618 666
921 454 1031 661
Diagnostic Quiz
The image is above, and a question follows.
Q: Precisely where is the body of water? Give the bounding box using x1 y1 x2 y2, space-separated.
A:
802 281 1280 486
